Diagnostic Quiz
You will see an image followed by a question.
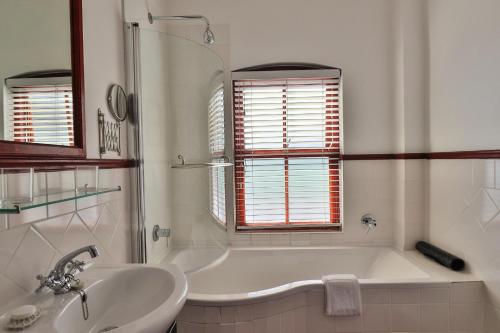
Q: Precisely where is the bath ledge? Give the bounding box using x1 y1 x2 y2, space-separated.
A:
164 246 481 306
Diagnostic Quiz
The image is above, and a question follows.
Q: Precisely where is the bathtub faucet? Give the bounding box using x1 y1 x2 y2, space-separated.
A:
361 214 377 233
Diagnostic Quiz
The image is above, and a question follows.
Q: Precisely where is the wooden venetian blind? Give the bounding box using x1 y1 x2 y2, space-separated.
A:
208 84 226 224
233 71 342 229
6 79 74 146
208 84 225 156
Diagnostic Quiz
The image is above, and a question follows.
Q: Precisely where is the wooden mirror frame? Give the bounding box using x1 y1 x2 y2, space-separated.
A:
0 0 85 160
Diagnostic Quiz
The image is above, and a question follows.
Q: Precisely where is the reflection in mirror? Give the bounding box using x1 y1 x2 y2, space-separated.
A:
5 70 74 146
0 0 73 147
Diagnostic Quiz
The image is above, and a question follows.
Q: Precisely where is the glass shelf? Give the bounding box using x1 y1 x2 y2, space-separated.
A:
171 162 233 169
0 186 121 214
171 154 233 169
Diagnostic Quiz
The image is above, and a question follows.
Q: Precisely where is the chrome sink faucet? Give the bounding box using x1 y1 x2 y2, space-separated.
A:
36 245 99 294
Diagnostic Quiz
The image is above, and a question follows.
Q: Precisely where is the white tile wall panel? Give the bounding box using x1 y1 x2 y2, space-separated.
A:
429 159 500 330
177 283 484 333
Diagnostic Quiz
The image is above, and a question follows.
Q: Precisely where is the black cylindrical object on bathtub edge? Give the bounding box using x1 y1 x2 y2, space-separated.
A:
415 241 465 271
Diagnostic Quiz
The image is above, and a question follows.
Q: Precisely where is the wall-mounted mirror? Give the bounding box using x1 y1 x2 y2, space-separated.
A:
107 84 128 122
0 0 85 159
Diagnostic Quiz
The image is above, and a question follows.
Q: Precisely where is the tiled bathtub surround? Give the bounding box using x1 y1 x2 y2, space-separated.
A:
177 282 484 333
0 168 132 305
428 159 500 332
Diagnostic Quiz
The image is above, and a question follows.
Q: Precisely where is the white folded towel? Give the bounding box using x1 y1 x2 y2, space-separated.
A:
321 274 362 316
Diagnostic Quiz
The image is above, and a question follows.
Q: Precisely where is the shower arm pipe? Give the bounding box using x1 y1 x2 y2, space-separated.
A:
147 13 215 44
147 13 211 27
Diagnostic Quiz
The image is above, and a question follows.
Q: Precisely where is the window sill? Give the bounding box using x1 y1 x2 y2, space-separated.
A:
236 224 342 233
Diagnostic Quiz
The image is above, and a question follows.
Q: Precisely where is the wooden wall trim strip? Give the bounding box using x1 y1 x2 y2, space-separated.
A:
428 150 500 159
0 159 137 170
341 153 427 160
343 150 500 160
0 149 497 170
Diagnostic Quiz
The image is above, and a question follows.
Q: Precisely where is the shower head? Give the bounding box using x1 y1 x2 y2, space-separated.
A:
147 12 216 45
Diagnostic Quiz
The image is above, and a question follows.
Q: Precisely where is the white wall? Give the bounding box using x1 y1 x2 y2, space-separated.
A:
428 0 500 152
161 0 398 155
427 0 500 331
84 0 128 159
125 0 400 151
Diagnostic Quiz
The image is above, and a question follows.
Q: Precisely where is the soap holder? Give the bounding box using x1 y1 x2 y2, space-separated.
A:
3 305 41 330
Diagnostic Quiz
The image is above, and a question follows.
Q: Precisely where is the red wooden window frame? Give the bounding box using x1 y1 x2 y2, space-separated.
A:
233 71 342 231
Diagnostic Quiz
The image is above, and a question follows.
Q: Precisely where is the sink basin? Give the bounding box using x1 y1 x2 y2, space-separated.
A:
0 264 187 333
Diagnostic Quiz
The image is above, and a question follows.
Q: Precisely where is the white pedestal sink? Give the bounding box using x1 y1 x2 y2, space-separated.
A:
0 264 187 333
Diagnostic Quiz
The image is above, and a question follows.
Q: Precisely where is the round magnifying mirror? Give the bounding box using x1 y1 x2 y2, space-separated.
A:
107 84 128 121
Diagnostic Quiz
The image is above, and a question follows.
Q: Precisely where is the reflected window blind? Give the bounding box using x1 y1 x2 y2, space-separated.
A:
6 84 74 146
233 76 341 228
208 84 226 224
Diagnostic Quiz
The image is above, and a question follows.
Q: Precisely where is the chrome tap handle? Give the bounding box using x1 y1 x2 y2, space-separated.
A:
66 260 93 279
35 274 46 292
67 260 85 273
35 273 54 293
361 214 377 233
152 225 171 242
365 221 377 234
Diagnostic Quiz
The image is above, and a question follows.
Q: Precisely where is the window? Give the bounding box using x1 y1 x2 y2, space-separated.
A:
208 83 226 224
210 158 226 223
5 76 74 146
233 69 342 230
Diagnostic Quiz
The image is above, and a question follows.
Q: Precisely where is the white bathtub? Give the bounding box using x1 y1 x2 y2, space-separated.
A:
170 246 483 333
173 246 477 305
